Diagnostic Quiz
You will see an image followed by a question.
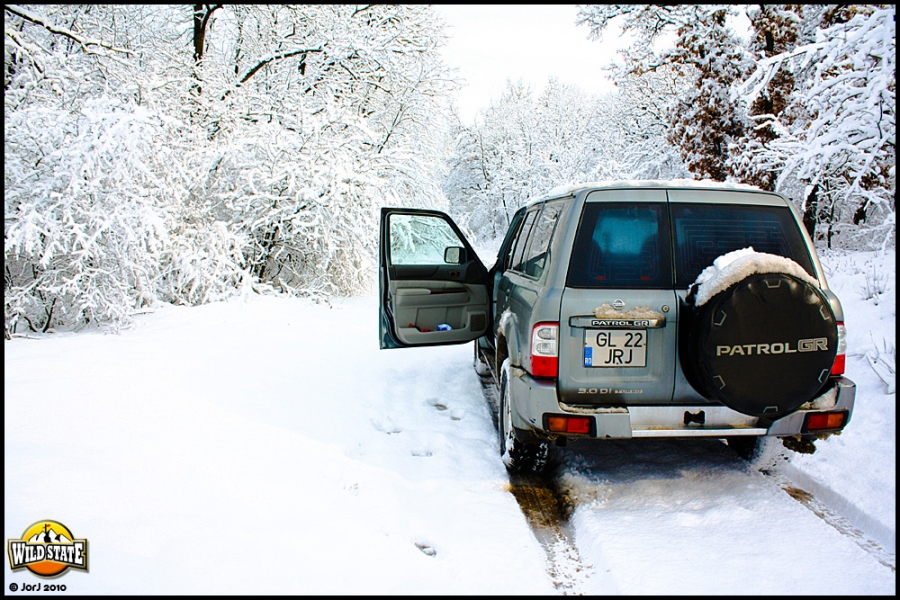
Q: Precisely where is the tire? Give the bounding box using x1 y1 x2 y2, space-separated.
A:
683 272 838 417
499 359 549 474
727 436 791 473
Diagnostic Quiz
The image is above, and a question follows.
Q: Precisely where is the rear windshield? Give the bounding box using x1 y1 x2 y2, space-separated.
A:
671 203 816 287
566 202 672 289
566 201 816 290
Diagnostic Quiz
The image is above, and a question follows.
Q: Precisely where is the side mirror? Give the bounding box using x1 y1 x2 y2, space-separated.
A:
444 246 466 265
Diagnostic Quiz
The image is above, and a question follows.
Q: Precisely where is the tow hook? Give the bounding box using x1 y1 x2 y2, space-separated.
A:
684 410 706 426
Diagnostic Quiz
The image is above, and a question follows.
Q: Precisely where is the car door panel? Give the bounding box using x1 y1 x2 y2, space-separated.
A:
379 208 489 349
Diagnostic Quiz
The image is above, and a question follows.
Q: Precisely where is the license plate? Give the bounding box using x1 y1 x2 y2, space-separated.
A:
584 329 647 368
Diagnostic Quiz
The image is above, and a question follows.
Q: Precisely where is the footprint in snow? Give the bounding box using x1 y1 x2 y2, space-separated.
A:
372 418 402 435
427 398 464 420
426 397 449 411
415 542 436 556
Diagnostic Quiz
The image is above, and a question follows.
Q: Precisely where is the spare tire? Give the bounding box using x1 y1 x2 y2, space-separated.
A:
683 272 838 417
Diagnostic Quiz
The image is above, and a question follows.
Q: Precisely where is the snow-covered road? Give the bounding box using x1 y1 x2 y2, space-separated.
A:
518 436 894 593
476 365 894 594
5 282 894 594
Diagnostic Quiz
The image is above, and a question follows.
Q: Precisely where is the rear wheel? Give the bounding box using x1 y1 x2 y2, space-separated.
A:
500 359 549 474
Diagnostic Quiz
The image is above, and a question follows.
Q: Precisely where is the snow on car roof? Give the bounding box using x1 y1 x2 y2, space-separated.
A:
544 179 762 199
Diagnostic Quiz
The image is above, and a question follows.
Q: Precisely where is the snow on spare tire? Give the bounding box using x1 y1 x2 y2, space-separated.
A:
682 247 838 418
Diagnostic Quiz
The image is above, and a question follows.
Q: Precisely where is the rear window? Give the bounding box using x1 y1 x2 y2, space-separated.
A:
671 203 816 287
566 202 672 288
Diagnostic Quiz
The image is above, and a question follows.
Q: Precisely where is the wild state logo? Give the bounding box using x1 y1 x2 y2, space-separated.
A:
7 520 88 577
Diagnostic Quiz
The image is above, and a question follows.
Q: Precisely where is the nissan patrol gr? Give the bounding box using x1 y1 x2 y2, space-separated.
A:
378 181 854 473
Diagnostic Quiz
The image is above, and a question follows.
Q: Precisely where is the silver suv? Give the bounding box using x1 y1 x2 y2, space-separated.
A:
378 182 855 472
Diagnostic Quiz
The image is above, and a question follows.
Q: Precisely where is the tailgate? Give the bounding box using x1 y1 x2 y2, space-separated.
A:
557 288 678 406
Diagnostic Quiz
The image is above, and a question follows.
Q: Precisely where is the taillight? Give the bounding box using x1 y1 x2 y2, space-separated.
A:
831 322 846 375
547 415 592 435
804 411 848 432
531 322 558 378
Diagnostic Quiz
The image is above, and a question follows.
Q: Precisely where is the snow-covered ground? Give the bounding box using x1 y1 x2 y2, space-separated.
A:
787 249 896 545
4 250 894 594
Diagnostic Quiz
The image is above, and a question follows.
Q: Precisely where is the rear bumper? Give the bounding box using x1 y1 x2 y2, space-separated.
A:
507 367 855 440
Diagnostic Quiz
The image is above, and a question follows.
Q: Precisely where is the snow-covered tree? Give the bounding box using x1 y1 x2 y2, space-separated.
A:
577 4 751 182
176 5 456 295
442 68 692 246
5 4 457 334
737 5 895 249
726 5 806 191
600 64 691 180
443 79 540 241
4 5 196 334
443 78 617 244
577 4 895 251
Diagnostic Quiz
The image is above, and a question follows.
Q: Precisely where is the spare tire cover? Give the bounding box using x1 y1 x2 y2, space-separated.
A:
687 272 838 417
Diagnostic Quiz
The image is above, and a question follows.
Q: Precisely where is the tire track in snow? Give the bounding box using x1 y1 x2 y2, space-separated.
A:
766 471 896 573
508 472 595 594
741 439 895 572
478 371 595 592
482 363 894 584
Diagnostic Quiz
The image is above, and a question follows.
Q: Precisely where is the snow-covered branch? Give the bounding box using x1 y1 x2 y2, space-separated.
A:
5 4 132 56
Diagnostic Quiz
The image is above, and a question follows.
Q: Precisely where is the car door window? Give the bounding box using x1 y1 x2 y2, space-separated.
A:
510 209 539 273
389 214 464 265
523 201 563 279
498 210 526 272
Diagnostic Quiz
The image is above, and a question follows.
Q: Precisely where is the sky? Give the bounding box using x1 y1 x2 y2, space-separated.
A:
4 249 894 594
434 5 754 125
434 5 623 124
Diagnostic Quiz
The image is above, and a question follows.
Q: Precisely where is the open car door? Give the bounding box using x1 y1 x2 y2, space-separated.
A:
379 208 490 349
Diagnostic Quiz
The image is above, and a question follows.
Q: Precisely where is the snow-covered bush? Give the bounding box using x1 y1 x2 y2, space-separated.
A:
866 336 896 395
820 248 895 395
158 220 248 307
4 98 180 333
5 4 456 333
